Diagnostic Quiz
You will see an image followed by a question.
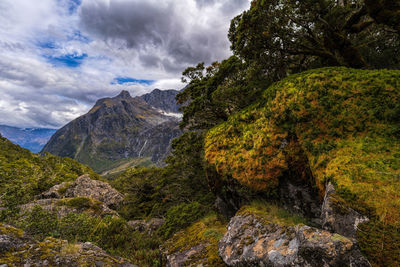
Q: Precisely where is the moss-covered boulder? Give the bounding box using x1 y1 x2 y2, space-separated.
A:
205 67 400 265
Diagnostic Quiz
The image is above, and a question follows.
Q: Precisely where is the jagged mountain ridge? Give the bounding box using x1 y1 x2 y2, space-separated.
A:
0 125 56 153
41 89 182 173
140 88 181 113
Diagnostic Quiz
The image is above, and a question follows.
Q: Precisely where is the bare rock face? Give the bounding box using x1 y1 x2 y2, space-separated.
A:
0 223 135 266
321 183 369 238
219 214 370 267
64 174 124 210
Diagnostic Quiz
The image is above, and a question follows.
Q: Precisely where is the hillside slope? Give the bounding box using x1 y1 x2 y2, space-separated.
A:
0 134 99 207
42 90 182 173
205 67 400 266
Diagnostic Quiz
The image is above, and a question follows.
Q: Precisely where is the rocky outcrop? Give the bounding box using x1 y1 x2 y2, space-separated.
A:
20 198 118 218
219 213 370 267
25 174 123 218
0 223 135 266
321 183 369 238
41 89 182 172
63 174 124 210
140 88 180 113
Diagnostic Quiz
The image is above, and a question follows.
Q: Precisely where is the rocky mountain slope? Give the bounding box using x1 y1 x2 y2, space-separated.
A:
140 89 181 113
41 89 182 173
0 125 56 152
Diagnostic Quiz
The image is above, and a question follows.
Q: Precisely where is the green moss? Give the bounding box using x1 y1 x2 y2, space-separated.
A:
205 67 400 266
57 197 103 213
237 200 309 226
164 214 227 266
332 233 350 242
56 182 71 196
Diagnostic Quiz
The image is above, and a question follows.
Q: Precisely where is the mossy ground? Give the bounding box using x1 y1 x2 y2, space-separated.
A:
237 200 310 226
0 223 125 266
164 213 227 266
205 67 400 266
57 197 104 213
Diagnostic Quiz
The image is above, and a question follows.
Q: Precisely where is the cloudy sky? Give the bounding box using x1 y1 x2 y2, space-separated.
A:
0 0 250 128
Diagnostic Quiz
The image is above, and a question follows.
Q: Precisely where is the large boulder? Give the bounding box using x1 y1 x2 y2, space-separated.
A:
63 174 124 210
219 213 370 267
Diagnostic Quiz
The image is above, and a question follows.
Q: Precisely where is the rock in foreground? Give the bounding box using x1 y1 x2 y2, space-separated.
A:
0 223 135 266
219 213 370 267
40 174 124 210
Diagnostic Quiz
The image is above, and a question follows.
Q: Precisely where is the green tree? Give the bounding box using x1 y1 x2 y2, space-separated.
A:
228 0 400 80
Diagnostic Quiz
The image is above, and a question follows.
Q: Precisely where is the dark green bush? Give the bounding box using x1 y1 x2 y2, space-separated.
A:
158 202 206 239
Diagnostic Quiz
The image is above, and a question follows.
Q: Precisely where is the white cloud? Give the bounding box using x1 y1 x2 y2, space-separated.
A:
0 0 250 128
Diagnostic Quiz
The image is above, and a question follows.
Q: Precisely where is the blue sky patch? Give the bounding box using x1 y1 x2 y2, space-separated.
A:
37 40 58 50
47 53 88 68
70 30 91 43
112 77 155 86
67 0 82 14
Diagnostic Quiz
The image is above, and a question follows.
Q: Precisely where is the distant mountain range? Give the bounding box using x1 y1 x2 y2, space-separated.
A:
42 89 182 174
0 125 57 152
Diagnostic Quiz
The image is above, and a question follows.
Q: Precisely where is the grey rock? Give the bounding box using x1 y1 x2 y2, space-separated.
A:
279 179 322 225
21 197 118 218
321 183 369 238
219 213 370 267
166 244 207 267
140 88 181 113
64 174 124 209
38 182 69 199
0 234 25 252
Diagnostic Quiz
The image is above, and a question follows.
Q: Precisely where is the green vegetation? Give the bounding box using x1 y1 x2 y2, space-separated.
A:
158 202 206 239
0 222 128 266
0 136 99 209
2 0 400 266
205 67 400 265
238 200 310 226
101 157 154 178
11 206 161 267
57 197 103 213
164 214 227 267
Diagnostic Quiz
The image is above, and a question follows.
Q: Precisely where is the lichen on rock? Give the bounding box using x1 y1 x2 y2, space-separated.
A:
219 212 370 266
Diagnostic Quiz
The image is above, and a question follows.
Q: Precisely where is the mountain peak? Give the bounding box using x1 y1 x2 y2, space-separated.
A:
116 90 131 99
